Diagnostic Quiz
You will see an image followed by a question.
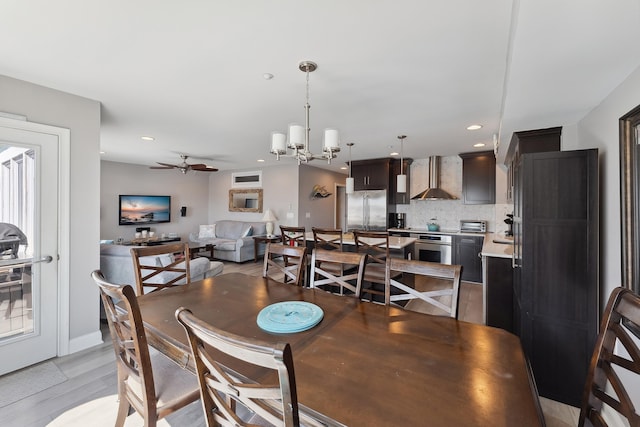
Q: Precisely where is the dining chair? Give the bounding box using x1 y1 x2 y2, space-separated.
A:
385 257 462 318
352 230 393 302
311 227 343 251
92 270 199 427
311 227 355 279
279 226 308 284
177 307 330 427
280 225 306 247
130 242 191 295
578 287 640 427
309 248 366 297
263 242 308 287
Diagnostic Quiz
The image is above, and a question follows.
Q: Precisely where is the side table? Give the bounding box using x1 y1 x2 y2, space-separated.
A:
253 235 281 262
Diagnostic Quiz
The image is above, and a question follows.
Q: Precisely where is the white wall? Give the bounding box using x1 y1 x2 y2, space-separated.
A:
100 161 210 241
206 163 345 232
575 64 640 302
0 74 101 347
574 62 640 426
208 164 300 230
298 164 346 230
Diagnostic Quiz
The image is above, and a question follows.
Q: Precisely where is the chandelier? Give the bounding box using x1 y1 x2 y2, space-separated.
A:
270 61 340 164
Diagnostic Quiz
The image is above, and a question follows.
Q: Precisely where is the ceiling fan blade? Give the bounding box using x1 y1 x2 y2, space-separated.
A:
187 163 208 169
191 165 218 172
149 165 175 169
156 162 179 168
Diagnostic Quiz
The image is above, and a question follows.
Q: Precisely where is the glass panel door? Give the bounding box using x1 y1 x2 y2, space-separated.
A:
0 147 35 339
0 121 60 375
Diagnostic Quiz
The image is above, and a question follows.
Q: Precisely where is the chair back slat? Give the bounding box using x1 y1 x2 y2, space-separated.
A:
385 258 462 319
263 243 308 287
280 226 306 247
130 242 191 295
312 227 343 251
352 230 389 266
352 230 390 302
579 287 640 427
309 249 366 297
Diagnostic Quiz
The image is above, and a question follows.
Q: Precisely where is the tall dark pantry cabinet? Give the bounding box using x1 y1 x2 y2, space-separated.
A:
513 148 599 407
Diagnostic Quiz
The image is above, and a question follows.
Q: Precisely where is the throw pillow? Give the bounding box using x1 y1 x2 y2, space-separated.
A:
199 224 216 239
241 225 253 238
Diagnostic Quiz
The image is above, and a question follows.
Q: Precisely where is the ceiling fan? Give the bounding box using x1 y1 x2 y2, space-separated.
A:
150 154 218 174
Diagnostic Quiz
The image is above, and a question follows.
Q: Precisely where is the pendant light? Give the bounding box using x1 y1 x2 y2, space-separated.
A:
397 135 407 193
346 142 354 194
270 61 340 164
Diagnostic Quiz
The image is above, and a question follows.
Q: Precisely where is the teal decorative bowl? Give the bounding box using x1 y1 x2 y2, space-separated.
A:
427 223 440 231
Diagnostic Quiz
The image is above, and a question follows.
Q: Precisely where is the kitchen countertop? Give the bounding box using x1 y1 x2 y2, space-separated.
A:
388 228 514 259
388 227 487 237
481 232 514 259
305 232 416 250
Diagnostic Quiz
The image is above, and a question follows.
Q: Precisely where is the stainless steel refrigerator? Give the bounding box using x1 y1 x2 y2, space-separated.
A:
346 190 387 231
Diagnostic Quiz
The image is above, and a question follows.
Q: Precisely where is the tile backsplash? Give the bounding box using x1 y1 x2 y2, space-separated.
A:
395 156 513 233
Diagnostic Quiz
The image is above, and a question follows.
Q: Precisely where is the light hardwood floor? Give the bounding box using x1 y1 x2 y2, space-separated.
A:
0 259 579 426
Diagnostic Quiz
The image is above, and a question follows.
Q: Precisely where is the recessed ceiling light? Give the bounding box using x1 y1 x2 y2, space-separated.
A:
257 159 265 162
99 151 105 155
466 124 482 131
390 151 399 156
340 166 348 170
263 73 274 80
141 136 155 141
473 143 486 148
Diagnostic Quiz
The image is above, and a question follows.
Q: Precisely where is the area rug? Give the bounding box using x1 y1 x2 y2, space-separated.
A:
0 361 68 407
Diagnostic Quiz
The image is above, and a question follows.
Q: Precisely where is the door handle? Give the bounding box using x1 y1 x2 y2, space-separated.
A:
0 255 53 269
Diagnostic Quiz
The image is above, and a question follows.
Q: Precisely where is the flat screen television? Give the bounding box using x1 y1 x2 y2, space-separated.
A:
119 195 171 225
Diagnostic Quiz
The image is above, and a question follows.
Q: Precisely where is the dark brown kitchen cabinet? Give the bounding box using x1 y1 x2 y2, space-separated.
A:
453 235 483 283
351 158 391 191
459 151 495 205
513 148 598 407
505 126 561 202
485 256 514 333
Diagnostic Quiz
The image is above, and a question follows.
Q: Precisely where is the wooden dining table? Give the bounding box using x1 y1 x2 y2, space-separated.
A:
136 272 544 427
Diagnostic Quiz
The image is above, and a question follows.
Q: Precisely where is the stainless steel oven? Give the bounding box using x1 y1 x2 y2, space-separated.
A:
410 233 452 264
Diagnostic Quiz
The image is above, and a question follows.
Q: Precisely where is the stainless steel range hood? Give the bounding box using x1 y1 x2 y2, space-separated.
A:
411 156 457 200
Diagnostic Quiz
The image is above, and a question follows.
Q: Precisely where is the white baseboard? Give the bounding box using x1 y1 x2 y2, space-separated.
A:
67 330 104 354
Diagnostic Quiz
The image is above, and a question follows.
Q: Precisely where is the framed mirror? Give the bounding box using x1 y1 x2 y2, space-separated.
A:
620 103 640 338
229 188 263 213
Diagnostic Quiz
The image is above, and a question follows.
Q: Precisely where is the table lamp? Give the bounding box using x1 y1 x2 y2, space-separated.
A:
262 208 278 237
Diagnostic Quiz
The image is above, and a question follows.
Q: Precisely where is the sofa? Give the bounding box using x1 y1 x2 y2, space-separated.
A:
99 243 224 290
189 220 267 263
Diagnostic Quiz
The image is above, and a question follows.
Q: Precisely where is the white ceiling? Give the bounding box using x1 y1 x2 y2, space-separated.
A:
1 0 639 173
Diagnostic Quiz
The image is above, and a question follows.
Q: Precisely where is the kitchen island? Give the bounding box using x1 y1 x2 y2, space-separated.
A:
481 232 514 330
304 232 416 259
390 228 515 329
